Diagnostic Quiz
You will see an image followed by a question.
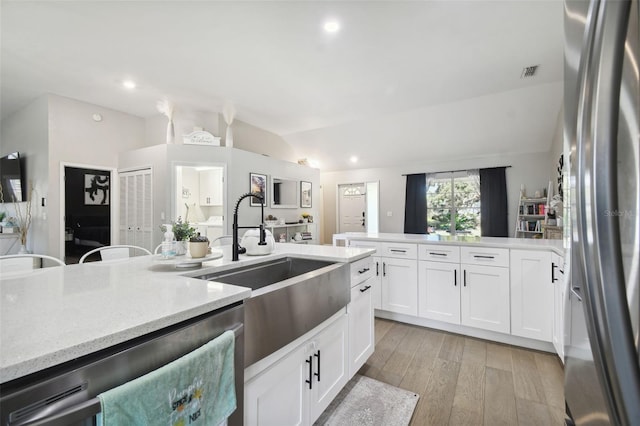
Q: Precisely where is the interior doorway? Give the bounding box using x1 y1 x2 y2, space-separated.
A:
62 165 115 264
337 182 379 234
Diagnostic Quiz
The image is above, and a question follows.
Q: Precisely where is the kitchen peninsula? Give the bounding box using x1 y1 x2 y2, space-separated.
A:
334 232 566 357
0 243 373 383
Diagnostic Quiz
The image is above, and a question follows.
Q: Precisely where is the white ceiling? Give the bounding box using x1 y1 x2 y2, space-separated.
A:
1 1 564 171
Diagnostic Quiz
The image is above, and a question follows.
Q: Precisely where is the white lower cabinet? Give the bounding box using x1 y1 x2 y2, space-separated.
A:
245 313 348 426
510 250 553 342
418 260 461 324
381 257 418 315
551 252 566 359
348 277 375 377
461 264 510 333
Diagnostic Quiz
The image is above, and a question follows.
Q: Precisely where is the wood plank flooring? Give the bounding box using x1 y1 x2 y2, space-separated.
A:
359 318 565 426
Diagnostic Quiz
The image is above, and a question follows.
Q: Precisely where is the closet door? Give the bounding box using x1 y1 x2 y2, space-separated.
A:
119 169 153 252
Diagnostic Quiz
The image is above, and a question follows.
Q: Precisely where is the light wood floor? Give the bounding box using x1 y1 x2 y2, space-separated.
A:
359 318 565 426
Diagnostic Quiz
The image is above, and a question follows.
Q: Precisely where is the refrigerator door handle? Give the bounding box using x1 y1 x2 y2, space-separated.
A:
576 0 640 423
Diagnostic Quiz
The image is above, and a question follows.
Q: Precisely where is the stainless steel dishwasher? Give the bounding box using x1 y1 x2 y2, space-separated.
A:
0 303 244 426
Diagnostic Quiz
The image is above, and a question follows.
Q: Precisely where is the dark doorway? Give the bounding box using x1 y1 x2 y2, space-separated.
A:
64 166 112 263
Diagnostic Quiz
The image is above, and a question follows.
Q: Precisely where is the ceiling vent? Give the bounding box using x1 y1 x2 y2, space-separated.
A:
521 65 539 78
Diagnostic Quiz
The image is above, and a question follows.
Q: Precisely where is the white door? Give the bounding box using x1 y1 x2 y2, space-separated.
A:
119 169 153 252
338 184 366 233
418 260 461 324
245 343 309 426
381 257 418 315
461 264 510 333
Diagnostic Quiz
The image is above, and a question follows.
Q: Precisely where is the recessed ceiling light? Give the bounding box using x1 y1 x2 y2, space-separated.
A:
122 80 136 89
324 21 340 33
350 156 358 163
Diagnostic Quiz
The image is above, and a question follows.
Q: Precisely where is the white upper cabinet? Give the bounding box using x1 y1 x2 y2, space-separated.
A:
199 168 223 206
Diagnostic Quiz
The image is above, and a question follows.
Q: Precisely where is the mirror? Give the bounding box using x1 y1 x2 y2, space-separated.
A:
271 177 298 208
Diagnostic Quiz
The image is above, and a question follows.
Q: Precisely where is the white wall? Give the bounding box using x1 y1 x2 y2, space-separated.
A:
223 118 300 164
0 96 49 254
47 95 146 258
320 151 551 243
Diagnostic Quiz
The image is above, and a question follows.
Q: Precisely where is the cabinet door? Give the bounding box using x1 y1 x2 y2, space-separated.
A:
510 250 553 341
418 261 461 324
372 257 382 310
381 257 418 315
552 253 565 359
349 279 374 377
310 314 349 422
199 168 223 206
245 343 309 426
461 264 510 333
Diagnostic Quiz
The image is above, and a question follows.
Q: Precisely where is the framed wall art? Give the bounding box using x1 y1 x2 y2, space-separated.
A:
300 181 312 208
250 173 267 207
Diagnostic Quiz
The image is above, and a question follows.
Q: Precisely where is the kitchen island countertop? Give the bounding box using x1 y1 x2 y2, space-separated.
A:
333 232 565 255
0 243 373 383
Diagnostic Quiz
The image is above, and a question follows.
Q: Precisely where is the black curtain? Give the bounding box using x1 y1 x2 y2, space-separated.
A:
479 167 508 237
404 173 427 234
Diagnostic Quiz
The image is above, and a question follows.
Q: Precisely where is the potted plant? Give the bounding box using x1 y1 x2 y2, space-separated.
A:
301 212 312 223
189 233 209 258
265 214 278 226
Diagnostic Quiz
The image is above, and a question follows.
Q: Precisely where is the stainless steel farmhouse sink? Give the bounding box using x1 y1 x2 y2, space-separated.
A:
195 256 350 366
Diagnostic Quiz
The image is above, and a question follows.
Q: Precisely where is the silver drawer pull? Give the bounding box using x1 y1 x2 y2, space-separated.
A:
358 267 370 274
429 252 447 256
473 255 495 259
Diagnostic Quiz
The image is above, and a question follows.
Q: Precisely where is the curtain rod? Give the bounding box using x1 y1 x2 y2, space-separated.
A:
402 165 512 176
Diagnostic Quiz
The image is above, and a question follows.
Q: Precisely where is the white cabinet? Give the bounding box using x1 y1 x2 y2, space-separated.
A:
510 250 553 342
418 260 461 324
245 343 308 426
245 313 348 426
551 252 566 360
119 168 153 252
348 277 374 377
382 256 418 316
348 240 382 309
199 168 223 206
461 264 510 333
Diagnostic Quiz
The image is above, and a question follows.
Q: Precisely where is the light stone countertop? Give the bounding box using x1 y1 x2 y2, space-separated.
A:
333 232 566 255
0 243 373 383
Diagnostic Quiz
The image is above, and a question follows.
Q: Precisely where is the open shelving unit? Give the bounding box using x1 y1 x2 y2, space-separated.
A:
515 194 549 238
265 222 316 244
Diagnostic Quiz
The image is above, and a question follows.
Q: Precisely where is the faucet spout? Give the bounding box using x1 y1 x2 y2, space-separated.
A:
232 192 266 261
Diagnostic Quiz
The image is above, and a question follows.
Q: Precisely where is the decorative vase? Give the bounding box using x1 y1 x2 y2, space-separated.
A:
18 244 28 254
167 120 175 144
225 125 234 148
175 240 187 256
189 241 208 259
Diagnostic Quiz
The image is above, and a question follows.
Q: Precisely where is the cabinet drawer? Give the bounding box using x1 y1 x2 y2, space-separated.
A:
348 239 381 254
379 242 418 259
350 256 375 286
461 246 509 267
418 244 460 263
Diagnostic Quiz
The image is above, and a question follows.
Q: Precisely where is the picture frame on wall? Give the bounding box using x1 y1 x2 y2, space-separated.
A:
84 174 110 205
301 181 312 208
250 173 267 207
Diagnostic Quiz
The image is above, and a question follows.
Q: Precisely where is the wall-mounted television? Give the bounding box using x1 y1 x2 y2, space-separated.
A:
0 152 26 202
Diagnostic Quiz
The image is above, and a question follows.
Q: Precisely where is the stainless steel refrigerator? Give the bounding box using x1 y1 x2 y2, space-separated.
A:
564 0 640 424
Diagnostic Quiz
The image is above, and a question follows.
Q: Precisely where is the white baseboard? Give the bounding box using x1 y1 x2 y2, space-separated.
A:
374 309 555 353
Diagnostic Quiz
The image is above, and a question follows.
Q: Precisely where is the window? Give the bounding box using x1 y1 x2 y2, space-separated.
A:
426 170 481 236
